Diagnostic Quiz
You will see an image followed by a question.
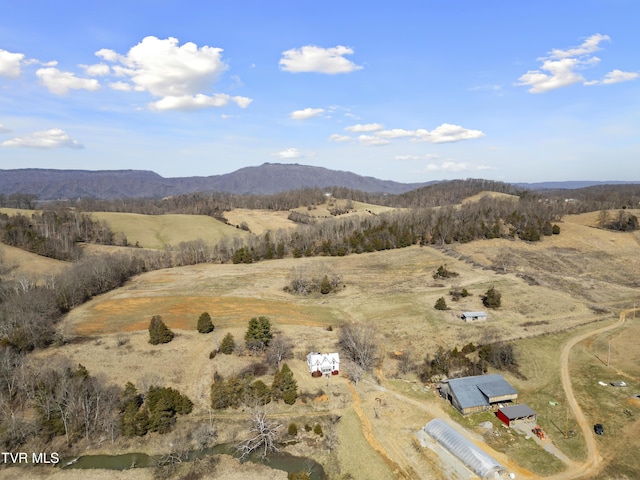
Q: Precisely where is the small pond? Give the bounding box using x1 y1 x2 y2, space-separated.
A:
61 443 326 480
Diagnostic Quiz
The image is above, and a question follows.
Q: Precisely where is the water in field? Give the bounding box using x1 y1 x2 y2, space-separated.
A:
60 443 326 479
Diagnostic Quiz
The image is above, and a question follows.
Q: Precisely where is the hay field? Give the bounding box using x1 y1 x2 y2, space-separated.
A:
223 209 297 234
0 243 68 284
461 191 520 205
90 212 249 249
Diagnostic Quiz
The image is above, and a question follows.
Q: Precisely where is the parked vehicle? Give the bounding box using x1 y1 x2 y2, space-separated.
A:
594 423 604 435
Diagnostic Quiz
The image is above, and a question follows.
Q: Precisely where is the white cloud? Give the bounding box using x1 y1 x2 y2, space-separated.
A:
100 36 227 96
331 123 484 146
35 67 100 95
0 49 25 78
109 81 133 91
517 57 592 93
274 147 303 159
517 34 634 93
329 134 351 142
377 128 417 139
357 135 389 146
82 63 110 76
601 69 639 85
425 161 491 172
1 128 83 149
279 45 362 74
395 154 439 161
290 107 325 120
416 123 486 143
549 33 610 59
95 48 120 62
345 123 383 133
95 36 251 111
150 94 252 111
0 123 9 133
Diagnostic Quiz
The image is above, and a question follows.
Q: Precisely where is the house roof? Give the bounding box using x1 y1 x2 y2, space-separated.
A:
306 352 339 367
447 374 517 410
498 404 536 419
462 311 487 317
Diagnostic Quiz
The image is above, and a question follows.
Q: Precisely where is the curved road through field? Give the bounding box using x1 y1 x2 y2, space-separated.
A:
353 308 637 480
548 307 635 480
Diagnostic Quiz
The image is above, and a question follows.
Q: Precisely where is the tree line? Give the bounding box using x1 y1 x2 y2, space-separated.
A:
0 209 125 261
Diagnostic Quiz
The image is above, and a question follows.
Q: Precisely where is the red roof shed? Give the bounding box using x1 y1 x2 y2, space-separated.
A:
497 404 537 427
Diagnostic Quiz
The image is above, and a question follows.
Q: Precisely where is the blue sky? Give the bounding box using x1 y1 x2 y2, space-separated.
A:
1 1 639 184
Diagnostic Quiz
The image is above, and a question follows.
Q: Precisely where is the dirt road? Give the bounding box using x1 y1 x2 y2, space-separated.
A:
349 308 637 480
546 307 635 479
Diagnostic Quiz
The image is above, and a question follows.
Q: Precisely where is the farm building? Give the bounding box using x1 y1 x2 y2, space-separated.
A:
422 419 507 479
306 352 339 377
461 311 487 322
440 374 518 415
497 404 537 427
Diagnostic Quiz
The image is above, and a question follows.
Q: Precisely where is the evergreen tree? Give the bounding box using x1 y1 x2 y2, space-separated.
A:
219 333 235 354
197 312 215 333
245 316 273 352
434 297 448 310
482 287 502 308
148 315 174 345
272 363 297 405
249 380 272 405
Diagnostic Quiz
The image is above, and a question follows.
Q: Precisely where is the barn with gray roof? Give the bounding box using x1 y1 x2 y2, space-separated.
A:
440 374 518 415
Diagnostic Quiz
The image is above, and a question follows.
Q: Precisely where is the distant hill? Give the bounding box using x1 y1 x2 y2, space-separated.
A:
516 180 640 190
1 164 638 201
0 163 434 200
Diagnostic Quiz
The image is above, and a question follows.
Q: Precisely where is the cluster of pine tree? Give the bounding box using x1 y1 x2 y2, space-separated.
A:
210 363 297 409
120 382 193 436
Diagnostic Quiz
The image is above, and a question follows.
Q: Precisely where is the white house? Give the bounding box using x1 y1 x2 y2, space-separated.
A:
306 352 340 377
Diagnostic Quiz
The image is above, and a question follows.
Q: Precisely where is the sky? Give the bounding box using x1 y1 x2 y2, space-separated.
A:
1 0 639 184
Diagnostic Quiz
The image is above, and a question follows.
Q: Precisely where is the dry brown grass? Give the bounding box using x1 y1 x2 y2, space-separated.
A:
0 243 68 285
33 211 640 479
223 209 297 234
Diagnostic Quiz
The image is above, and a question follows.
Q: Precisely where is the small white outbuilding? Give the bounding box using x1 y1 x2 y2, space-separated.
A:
306 352 340 377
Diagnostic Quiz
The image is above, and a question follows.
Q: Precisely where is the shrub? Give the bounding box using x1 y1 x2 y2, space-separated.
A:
239 361 269 378
433 265 459 279
209 349 217 359
313 423 323 436
288 423 298 436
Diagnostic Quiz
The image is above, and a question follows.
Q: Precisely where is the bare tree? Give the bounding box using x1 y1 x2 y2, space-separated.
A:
338 323 379 375
265 335 294 370
342 359 364 386
235 404 282 460
493 251 514 273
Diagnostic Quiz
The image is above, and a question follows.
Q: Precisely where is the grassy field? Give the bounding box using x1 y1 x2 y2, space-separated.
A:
11 207 640 479
90 212 249 249
0 242 69 284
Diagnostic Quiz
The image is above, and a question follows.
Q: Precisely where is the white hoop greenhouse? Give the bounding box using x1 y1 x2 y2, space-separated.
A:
423 419 507 479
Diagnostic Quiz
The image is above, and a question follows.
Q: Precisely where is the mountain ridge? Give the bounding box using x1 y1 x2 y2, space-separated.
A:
0 163 638 200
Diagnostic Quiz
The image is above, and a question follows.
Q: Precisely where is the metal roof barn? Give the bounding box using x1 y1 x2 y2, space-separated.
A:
442 374 518 415
423 419 507 479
